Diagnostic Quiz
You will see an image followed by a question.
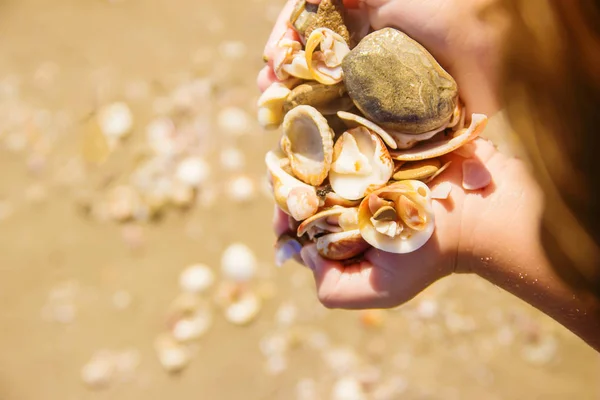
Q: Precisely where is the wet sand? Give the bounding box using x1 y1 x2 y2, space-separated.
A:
0 0 598 399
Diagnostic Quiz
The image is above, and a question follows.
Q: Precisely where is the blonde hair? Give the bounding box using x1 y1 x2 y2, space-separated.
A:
499 0 600 296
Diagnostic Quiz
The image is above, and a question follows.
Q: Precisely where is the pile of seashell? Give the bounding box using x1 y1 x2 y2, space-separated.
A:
258 0 489 262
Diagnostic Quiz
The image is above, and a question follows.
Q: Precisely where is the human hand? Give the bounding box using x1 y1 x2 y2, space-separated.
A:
258 0 504 115
273 137 541 309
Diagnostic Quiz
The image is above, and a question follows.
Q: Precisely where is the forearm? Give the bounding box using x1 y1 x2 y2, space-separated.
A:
469 228 600 351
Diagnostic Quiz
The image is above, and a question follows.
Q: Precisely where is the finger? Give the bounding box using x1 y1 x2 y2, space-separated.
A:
263 1 299 62
257 65 278 92
301 244 398 309
273 205 291 236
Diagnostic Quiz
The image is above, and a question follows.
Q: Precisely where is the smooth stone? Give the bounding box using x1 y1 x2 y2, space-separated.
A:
342 28 458 134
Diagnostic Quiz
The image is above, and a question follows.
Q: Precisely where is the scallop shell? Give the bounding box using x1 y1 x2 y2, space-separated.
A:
305 27 350 85
265 151 319 221
358 180 435 254
281 105 334 186
329 126 394 201
389 114 488 161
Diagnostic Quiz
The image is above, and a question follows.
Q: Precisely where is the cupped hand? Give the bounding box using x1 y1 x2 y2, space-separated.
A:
273 138 541 309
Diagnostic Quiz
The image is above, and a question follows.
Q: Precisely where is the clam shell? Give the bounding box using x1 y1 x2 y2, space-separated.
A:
392 159 441 181
329 126 394 201
257 82 292 130
389 113 488 161
281 105 334 187
337 111 397 149
265 151 319 221
358 180 435 254
316 229 370 260
297 206 358 237
305 27 350 85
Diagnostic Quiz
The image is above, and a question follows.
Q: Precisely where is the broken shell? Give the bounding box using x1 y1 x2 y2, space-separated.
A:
389 114 488 161
305 28 350 85
462 158 492 190
389 126 446 150
392 159 441 181
257 82 292 129
337 111 397 150
281 105 334 186
358 180 435 254
275 234 304 267
424 160 452 183
265 151 319 221
329 127 394 201
316 229 370 260
283 81 354 115
431 182 452 200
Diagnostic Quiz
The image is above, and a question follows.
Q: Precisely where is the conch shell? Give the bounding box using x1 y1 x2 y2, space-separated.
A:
281 105 334 186
297 206 369 260
358 180 435 254
305 27 350 85
329 126 394 201
265 151 319 221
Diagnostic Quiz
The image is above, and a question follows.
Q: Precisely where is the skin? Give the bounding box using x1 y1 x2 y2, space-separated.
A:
261 0 600 351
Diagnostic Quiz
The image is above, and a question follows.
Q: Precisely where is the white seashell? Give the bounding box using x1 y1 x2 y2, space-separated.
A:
220 147 245 170
176 157 210 187
337 111 398 149
81 351 114 389
389 126 445 149
225 290 261 325
274 235 303 267
257 82 292 130
226 175 256 203
179 264 215 294
389 113 488 161
329 127 394 201
154 334 190 373
462 158 492 190
358 180 435 254
97 102 133 141
217 106 251 136
305 28 350 85
172 308 212 342
281 105 334 186
297 206 357 237
221 243 257 282
265 151 319 221
430 181 452 200
316 229 370 260
272 38 310 80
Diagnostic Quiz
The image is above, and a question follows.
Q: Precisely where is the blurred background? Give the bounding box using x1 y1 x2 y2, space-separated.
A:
0 0 598 399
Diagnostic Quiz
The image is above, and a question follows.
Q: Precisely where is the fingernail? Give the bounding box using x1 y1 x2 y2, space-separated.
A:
300 246 318 272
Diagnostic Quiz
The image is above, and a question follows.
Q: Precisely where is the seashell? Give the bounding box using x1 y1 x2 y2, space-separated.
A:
257 82 292 130
389 126 446 149
431 181 452 200
462 158 492 190
290 0 319 41
389 114 488 161
322 190 362 208
305 28 350 85
424 160 452 183
272 38 313 81
316 229 370 260
283 81 354 115
221 242 257 282
265 151 319 221
337 111 397 150
281 105 334 186
274 234 304 267
329 127 394 201
297 207 368 260
358 180 435 254
392 159 441 181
